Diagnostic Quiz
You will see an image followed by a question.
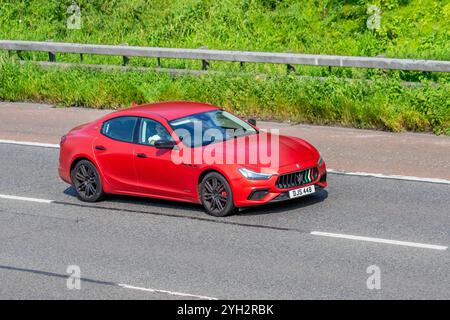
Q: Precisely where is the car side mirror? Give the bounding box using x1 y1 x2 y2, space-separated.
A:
248 118 257 126
154 140 176 149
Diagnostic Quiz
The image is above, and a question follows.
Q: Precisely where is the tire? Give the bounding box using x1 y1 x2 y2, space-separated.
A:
71 159 104 202
200 172 236 217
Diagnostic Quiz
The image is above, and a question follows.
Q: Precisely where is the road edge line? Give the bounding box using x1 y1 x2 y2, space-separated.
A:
327 169 450 185
0 194 54 204
0 139 59 148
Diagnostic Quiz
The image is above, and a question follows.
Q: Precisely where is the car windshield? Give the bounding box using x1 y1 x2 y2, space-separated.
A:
169 110 257 148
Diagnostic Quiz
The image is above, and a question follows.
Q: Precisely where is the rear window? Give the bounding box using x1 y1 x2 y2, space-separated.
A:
102 116 137 142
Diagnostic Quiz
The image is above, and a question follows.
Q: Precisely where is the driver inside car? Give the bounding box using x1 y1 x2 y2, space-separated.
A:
148 123 171 146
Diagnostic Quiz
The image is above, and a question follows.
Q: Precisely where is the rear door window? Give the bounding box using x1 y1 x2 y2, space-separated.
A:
102 116 138 143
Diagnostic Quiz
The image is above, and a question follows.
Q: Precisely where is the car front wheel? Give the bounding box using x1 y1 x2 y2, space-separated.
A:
71 159 104 202
200 172 236 217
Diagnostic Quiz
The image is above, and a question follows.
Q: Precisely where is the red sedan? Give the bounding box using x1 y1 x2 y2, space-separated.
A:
59 101 327 216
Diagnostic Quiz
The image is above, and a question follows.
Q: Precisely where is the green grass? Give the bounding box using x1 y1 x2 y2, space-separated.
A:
1 0 449 59
1 60 448 134
0 0 449 134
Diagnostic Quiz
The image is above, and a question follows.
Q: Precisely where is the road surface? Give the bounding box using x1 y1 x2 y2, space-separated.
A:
0 102 449 299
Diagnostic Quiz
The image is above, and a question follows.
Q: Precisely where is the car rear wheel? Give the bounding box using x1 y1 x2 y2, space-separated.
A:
200 172 236 217
71 160 104 202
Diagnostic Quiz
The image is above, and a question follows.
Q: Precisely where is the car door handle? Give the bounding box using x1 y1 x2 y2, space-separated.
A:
136 153 148 158
182 162 198 168
95 145 107 151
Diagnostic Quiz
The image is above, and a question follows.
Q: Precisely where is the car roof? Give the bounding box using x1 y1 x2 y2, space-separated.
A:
122 101 219 121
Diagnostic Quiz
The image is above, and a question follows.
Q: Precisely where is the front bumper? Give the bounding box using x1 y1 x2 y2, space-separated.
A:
231 162 327 207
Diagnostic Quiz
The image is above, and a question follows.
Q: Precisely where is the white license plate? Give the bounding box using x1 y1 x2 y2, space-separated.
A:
289 185 315 199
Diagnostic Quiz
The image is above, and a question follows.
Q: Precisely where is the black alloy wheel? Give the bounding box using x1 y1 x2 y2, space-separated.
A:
71 160 104 202
200 172 236 217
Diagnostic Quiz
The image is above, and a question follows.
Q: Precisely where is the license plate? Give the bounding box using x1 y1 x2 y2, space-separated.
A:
289 185 315 199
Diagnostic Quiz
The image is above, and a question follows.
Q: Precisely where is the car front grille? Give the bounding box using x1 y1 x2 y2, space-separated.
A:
275 167 318 189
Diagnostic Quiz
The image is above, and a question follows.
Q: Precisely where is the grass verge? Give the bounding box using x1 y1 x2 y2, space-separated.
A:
0 59 449 135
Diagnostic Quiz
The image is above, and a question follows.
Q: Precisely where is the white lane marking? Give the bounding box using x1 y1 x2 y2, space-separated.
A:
0 194 54 204
118 284 218 300
327 169 450 185
0 139 60 148
1 139 449 185
311 231 448 251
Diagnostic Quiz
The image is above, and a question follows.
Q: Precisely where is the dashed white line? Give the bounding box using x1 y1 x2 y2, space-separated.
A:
117 284 218 300
311 231 448 251
0 194 54 204
0 139 59 148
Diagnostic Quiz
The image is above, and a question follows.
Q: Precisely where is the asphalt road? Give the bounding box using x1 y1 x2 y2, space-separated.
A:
0 143 449 299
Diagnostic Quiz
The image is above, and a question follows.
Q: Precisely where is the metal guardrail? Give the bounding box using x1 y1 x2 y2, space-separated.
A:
1 40 449 73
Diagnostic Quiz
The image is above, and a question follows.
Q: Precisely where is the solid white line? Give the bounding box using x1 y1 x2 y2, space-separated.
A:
1 139 449 185
0 139 59 148
311 231 448 251
118 283 218 300
327 169 450 185
0 194 54 204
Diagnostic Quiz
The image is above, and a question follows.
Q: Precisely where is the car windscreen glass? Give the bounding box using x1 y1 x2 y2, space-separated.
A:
169 110 257 148
102 116 137 142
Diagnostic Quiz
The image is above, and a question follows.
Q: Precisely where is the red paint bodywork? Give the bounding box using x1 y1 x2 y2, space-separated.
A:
59 101 327 207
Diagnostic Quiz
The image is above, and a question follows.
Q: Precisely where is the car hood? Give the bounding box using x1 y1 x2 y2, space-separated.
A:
200 132 319 174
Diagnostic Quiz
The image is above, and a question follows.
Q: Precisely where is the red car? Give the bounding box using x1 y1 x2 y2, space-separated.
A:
59 101 327 216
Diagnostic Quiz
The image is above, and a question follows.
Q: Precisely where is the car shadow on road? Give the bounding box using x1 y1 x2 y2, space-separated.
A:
63 186 328 217
63 186 204 213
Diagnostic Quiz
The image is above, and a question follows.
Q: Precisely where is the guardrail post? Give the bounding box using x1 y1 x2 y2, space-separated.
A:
286 50 295 74
45 40 56 62
202 59 209 71
287 64 295 73
48 52 56 62
80 53 84 62
240 61 245 70
200 46 209 71
121 43 129 66
157 57 161 68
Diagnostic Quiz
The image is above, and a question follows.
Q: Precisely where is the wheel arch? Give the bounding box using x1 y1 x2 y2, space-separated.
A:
197 167 233 201
69 154 106 189
70 154 98 173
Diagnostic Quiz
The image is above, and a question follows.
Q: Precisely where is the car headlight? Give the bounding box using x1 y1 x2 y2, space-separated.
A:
238 168 272 180
318 155 324 166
